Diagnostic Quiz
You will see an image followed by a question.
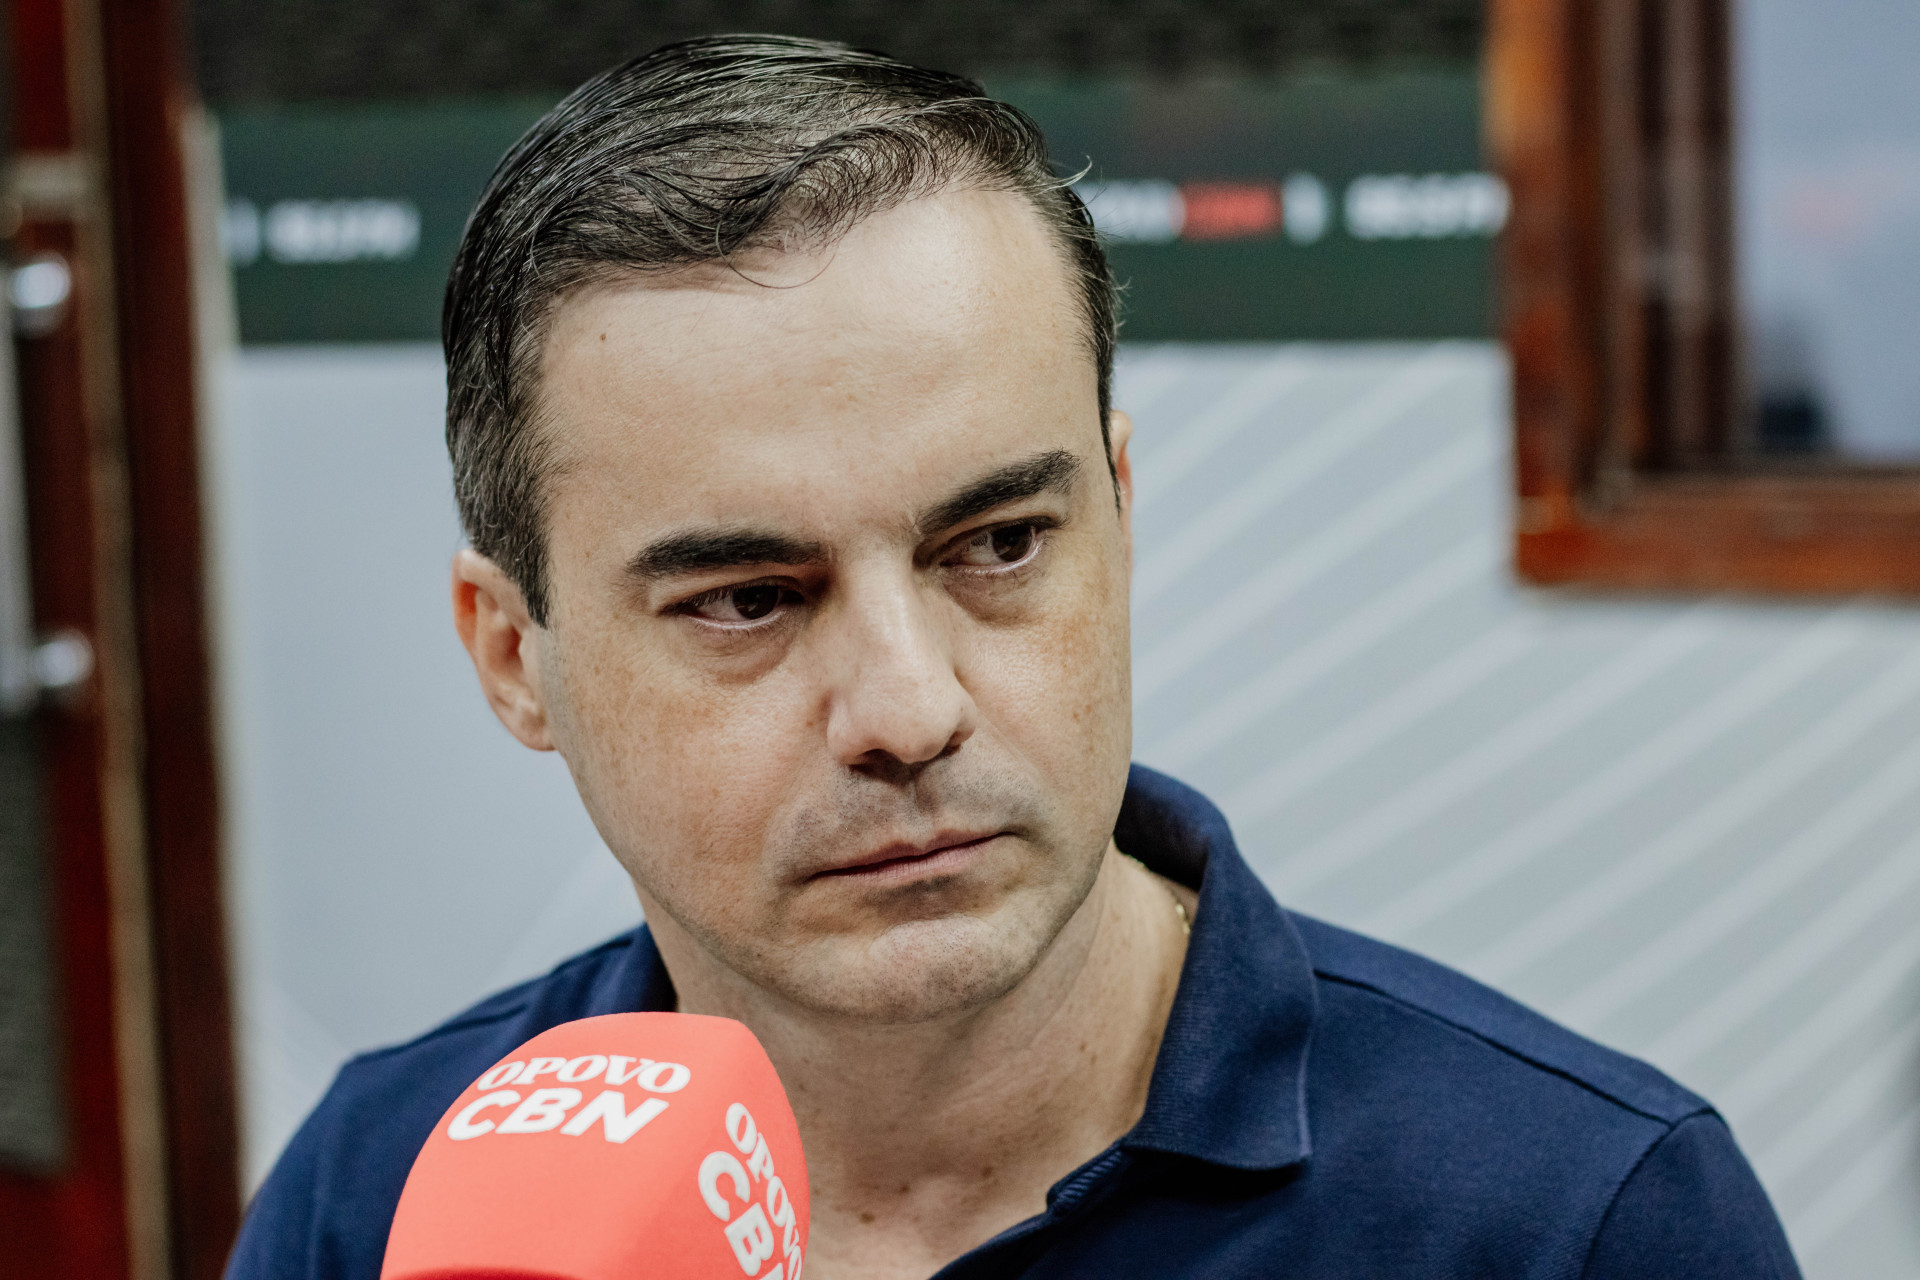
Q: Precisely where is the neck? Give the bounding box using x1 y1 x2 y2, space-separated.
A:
641 844 1192 1280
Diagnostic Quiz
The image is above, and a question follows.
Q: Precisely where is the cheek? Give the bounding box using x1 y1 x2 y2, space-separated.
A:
969 544 1132 791
553 629 817 894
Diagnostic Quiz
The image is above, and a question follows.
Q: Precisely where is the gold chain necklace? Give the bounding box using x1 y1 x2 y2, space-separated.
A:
1122 851 1192 937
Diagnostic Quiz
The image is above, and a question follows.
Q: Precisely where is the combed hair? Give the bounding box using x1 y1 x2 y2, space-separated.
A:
443 34 1118 625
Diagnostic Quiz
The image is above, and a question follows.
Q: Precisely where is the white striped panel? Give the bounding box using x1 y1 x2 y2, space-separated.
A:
1119 342 1920 1280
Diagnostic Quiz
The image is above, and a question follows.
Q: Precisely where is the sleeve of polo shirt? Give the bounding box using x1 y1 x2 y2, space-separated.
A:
225 1077 386 1280
225 1115 326 1280
1582 1111 1802 1280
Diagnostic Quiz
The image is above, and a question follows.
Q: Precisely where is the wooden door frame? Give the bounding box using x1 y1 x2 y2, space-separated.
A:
1 1 238 1277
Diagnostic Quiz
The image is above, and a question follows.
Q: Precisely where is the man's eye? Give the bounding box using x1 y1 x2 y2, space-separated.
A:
951 523 1040 568
686 583 803 624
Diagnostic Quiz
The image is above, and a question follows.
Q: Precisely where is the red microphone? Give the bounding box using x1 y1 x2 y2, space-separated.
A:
381 1012 809 1280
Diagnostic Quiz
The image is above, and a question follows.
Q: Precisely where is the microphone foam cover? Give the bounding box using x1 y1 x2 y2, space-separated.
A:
381 1012 808 1280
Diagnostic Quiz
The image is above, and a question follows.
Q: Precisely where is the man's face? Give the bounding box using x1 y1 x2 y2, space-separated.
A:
519 188 1133 1023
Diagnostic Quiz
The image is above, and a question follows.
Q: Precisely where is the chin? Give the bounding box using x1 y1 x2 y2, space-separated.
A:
774 911 1058 1025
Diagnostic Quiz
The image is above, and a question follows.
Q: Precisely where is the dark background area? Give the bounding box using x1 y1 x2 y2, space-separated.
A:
189 1 1498 345
188 0 1482 101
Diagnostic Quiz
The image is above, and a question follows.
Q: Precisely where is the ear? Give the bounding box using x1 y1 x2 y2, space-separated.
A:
451 549 557 751
1107 408 1135 561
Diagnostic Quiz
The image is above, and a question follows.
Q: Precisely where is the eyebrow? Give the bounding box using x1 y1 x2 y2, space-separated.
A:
916 449 1083 536
624 529 826 583
623 449 1083 585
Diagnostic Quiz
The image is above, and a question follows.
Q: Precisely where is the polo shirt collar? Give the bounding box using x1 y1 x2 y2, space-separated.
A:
1116 764 1317 1171
590 918 677 1017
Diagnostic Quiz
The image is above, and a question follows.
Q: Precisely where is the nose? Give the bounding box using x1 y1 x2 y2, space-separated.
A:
822 567 976 778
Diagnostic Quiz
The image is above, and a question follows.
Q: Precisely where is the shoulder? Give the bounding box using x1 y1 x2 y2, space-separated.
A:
1286 913 1798 1277
225 930 649 1280
352 929 643 1071
1290 912 1706 1126
328 928 644 1122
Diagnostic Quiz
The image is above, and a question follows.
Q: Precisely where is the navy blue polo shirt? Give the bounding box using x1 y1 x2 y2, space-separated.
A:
229 765 1801 1279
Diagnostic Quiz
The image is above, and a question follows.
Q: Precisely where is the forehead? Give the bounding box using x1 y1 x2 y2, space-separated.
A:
534 187 1099 537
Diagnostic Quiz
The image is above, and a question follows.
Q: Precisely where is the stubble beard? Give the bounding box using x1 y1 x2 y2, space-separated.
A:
646 755 1111 1026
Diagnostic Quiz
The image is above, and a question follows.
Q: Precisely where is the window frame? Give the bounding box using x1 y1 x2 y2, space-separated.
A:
1489 0 1920 594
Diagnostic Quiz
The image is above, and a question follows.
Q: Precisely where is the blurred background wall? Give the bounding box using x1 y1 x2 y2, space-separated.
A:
172 3 1920 1277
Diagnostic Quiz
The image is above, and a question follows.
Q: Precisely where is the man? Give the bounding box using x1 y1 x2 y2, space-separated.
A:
230 35 1800 1279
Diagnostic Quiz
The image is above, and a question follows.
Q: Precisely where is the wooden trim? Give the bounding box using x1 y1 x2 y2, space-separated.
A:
1519 471 1920 593
1 0 238 1277
60 2 178 1269
0 0 160 1271
98 1 242 1275
1489 0 1919 596
0 208 141 1280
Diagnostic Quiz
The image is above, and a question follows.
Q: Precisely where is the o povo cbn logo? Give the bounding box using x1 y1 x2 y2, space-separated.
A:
446 1052 692 1143
700 1102 804 1280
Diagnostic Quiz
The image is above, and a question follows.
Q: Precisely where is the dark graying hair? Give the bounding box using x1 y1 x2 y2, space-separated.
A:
444 33 1117 626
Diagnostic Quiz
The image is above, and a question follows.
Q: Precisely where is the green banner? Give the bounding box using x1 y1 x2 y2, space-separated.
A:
218 69 1495 345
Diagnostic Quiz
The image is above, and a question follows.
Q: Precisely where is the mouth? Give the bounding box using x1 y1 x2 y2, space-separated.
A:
811 831 1007 883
